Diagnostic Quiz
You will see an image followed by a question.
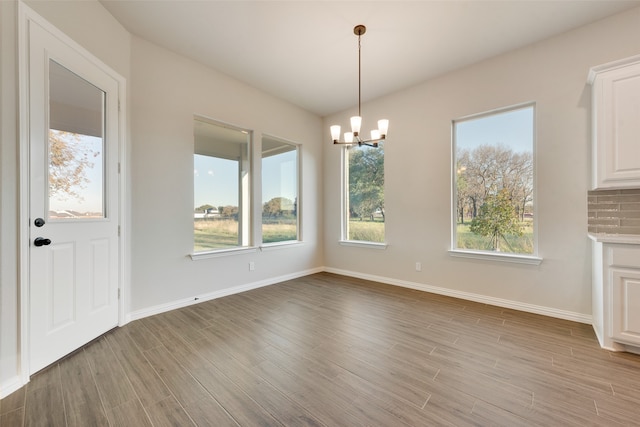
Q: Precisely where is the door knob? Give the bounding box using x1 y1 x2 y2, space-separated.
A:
34 237 51 247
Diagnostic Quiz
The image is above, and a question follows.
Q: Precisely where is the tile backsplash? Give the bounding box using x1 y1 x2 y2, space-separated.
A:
588 188 640 235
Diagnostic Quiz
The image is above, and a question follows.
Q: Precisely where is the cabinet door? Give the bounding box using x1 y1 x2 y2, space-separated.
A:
611 268 640 345
592 64 640 189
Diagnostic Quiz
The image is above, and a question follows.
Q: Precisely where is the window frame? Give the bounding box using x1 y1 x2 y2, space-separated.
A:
260 134 301 247
192 116 253 256
340 143 387 249
450 102 541 265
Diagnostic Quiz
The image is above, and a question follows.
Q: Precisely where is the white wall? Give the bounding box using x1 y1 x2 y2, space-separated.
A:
1 0 21 394
128 36 324 315
324 7 640 320
23 1 131 79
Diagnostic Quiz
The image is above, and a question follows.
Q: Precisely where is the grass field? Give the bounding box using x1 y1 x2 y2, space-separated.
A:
456 222 534 254
194 219 240 251
194 218 297 251
345 220 532 251
348 219 385 243
262 221 297 243
195 218 532 253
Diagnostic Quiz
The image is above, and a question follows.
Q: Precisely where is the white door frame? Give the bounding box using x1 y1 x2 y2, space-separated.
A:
17 3 129 383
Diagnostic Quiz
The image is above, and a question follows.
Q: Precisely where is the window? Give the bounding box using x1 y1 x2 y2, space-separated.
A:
344 142 385 243
452 104 535 256
193 118 251 252
261 136 299 244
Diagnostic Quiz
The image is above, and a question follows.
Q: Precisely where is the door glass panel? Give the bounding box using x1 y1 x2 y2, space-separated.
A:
48 60 105 220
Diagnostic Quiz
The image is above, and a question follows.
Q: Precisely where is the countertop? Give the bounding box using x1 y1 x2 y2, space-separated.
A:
588 233 640 244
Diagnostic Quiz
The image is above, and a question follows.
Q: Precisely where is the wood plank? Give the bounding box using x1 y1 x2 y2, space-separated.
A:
523 397 620 427
0 387 25 415
25 384 66 427
251 359 358 427
142 346 208 407
257 342 345 381
23 365 66 427
154 327 284 426
104 399 153 427
470 399 531 427
161 310 207 343
106 327 171 407
594 393 640 425
1 408 24 427
433 364 534 416
146 396 195 427
119 319 162 352
182 396 240 427
58 351 109 427
333 371 458 426
198 348 326 427
83 336 137 409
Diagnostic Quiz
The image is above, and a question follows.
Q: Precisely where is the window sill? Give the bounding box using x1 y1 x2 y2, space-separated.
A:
259 241 303 251
339 240 388 250
448 249 542 265
190 246 258 261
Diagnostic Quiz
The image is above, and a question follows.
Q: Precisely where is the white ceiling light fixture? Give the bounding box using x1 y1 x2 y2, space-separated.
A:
330 25 389 148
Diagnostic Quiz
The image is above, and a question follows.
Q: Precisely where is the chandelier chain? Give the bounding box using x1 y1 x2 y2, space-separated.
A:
358 33 362 117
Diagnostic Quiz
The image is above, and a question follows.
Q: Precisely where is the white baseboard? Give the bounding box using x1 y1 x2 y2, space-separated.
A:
127 267 324 322
323 267 593 324
0 375 24 400
126 265 591 326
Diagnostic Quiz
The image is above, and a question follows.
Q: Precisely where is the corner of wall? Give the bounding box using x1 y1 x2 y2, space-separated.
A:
0 0 22 396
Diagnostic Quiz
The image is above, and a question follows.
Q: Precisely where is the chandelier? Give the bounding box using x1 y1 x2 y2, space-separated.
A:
330 25 389 147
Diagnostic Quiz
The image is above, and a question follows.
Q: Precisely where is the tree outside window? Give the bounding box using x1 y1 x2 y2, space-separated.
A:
453 105 535 255
48 129 104 218
345 143 385 243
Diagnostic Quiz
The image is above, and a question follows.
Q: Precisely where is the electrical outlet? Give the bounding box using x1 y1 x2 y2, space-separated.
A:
415 262 422 272
249 261 255 271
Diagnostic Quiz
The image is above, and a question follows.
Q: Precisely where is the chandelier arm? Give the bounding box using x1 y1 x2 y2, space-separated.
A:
332 135 385 147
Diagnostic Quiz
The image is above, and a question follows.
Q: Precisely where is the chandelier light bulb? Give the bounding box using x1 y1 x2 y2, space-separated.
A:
378 119 389 138
344 132 354 143
330 125 341 142
350 116 362 135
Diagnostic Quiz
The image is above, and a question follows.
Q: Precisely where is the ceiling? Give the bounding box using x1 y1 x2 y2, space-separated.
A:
100 0 640 117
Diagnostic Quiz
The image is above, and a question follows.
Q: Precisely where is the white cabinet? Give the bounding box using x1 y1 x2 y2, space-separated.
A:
591 236 640 351
589 55 640 190
611 268 640 344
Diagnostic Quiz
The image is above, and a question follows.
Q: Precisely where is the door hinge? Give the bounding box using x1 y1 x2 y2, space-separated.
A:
118 163 121 174
118 288 121 299
118 99 121 112
118 225 121 237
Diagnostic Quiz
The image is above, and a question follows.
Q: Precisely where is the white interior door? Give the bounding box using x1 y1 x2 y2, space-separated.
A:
28 19 120 374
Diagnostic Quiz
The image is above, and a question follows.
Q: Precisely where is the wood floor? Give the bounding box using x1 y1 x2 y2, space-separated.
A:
2 272 640 426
